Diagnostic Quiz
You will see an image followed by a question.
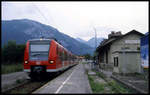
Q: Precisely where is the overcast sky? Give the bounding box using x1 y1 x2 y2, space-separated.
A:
2 1 148 41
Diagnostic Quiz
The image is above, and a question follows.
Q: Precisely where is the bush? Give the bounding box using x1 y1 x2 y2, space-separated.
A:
2 40 25 64
83 53 92 60
2 63 23 74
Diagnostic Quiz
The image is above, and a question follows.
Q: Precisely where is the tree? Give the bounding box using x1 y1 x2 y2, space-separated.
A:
2 40 17 63
16 44 25 62
83 53 92 60
2 40 25 64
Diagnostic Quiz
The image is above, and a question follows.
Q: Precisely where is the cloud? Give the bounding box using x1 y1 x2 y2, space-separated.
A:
2 1 148 41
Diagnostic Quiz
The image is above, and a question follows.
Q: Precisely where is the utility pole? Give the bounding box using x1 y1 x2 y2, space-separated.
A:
93 27 97 50
92 27 97 70
93 27 97 62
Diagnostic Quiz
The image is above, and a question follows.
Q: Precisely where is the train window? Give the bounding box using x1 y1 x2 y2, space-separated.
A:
69 55 70 61
57 46 59 57
64 52 66 61
66 53 68 61
67 54 69 60
59 49 61 57
57 46 59 56
59 48 62 60
60 50 63 60
73 56 74 61
56 45 58 54
62 50 65 61
58 47 61 58
29 43 50 61
71 55 72 61
68 54 70 60
72 56 73 61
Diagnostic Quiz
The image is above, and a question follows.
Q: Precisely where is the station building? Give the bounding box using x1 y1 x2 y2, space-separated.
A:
96 30 144 74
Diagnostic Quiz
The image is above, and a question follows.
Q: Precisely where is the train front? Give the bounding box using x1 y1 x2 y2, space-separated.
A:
23 39 53 79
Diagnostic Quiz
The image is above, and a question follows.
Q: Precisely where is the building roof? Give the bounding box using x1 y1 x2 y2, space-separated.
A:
99 38 116 47
97 30 144 51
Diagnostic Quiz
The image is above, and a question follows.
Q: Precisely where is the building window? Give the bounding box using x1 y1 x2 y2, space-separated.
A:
106 51 108 64
121 47 130 50
125 47 130 49
137 47 140 50
114 57 118 67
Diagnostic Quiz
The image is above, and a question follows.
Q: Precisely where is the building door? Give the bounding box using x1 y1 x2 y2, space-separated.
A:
113 57 119 73
106 51 108 64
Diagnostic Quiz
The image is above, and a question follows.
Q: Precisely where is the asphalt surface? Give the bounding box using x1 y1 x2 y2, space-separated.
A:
33 63 92 94
1 71 29 92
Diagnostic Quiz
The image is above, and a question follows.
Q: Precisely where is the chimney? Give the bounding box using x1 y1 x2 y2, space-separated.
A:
108 31 122 39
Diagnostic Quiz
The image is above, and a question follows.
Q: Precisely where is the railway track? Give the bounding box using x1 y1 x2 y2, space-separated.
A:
3 77 53 94
3 65 76 94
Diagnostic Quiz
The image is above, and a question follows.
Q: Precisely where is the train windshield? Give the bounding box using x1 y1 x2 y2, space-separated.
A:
31 44 49 52
29 41 50 61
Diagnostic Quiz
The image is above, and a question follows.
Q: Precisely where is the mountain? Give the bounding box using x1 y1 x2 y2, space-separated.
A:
76 37 86 44
75 37 105 48
87 37 105 48
2 19 94 55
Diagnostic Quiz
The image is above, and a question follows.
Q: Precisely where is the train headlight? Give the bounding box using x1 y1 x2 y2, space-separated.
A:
25 61 28 64
50 60 54 64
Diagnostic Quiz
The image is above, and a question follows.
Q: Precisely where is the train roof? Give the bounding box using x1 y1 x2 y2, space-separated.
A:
28 38 52 42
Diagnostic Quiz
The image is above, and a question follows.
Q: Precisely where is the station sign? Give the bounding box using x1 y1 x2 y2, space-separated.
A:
125 40 140 44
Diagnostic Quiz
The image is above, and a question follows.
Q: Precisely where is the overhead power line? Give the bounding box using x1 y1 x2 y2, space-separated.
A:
31 2 58 38
31 3 51 25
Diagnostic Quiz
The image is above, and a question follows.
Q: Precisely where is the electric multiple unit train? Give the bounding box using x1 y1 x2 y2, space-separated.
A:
24 38 78 79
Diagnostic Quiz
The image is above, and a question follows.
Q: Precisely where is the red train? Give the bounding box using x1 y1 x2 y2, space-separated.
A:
24 38 78 79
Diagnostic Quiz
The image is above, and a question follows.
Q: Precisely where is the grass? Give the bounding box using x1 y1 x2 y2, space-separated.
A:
94 70 106 80
87 69 135 94
114 71 148 81
81 62 87 64
107 80 130 93
88 75 105 93
2 63 23 74
16 79 22 84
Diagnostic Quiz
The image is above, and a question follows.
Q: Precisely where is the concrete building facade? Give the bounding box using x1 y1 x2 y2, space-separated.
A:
96 30 144 73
